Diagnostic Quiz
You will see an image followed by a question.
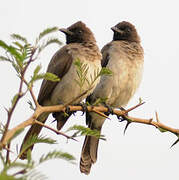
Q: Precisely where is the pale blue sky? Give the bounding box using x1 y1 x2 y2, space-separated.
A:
0 0 179 179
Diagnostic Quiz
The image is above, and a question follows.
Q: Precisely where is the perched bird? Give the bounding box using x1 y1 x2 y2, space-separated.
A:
20 21 102 159
80 21 144 175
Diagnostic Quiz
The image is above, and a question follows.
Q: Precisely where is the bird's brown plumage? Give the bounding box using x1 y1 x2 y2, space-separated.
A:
80 21 144 175
20 21 102 159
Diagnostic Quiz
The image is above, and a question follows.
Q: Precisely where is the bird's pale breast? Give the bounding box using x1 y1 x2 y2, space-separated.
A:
50 59 101 105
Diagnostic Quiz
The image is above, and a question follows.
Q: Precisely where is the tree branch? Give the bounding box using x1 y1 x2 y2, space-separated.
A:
126 113 179 135
1 101 178 149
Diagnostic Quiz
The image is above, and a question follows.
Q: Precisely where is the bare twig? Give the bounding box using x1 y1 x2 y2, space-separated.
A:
155 111 159 122
12 168 27 176
124 102 145 113
24 79 39 107
5 143 11 164
92 109 109 119
34 120 77 141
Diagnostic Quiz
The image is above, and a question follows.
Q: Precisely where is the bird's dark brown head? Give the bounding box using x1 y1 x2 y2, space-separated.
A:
59 21 96 44
111 21 140 43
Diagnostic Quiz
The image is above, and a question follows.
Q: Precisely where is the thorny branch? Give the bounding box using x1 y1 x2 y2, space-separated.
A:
0 101 179 149
34 120 77 141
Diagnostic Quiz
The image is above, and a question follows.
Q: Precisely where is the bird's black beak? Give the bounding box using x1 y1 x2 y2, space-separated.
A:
111 26 124 34
59 28 74 36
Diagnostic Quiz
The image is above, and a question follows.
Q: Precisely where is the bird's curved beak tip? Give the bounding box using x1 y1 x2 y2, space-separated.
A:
59 28 73 35
111 26 123 34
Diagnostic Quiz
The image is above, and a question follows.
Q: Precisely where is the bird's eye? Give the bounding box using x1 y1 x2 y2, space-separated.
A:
126 28 131 33
78 30 82 34
119 27 125 31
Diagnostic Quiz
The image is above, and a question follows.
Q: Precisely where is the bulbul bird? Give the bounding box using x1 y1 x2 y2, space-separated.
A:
80 21 144 175
20 21 102 159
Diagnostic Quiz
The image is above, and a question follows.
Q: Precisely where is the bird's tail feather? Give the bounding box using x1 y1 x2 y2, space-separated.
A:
55 112 72 130
80 129 100 175
19 112 49 159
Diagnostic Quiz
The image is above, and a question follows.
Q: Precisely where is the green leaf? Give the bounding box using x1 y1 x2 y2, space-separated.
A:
11 93 19 107
12 41 24 50
11 34 28 44
99 67 112 76
33 65 42 76
22 169 47 180
38 27 59 41
31 71 60 84
30 74 44 83
0 40 23 63
0 173 18 180
74 60 112 93
21 47 27 60
158 127 168 133
38 38 62 53
30 65 42 83
67 125 106 140
0 56 11 62
39 150 75 164
5 162 29 172
43 72 60 82
12 42 33 61
74 59 90 90
74 59 81 67
27 149 33 165
20 135 56 155
12 61 21 74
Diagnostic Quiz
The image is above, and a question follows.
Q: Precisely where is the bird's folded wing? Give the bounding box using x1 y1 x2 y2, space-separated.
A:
101 43 111 67
38 46 73 104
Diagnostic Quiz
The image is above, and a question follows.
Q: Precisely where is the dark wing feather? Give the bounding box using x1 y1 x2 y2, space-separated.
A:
38 46 73 105
86 95 92 125
101 43 111 67
85 44 111 125
85 43 111 125
20 46 73 159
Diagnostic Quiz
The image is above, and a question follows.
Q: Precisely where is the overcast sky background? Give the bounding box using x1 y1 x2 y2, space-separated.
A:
0 0 179 179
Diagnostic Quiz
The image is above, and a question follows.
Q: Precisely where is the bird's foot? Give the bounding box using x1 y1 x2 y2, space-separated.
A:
104 104 114 116
119 106 128 115
52 112 58 119
117 107 131 135
74 102 88 116
65 106 71 116
52 106 71 121
117 107 128 121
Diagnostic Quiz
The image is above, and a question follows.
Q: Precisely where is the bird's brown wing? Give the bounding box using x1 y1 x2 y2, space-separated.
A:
38 45 73 105
85 43 111 125
101 43 111 68
19 45 73 160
